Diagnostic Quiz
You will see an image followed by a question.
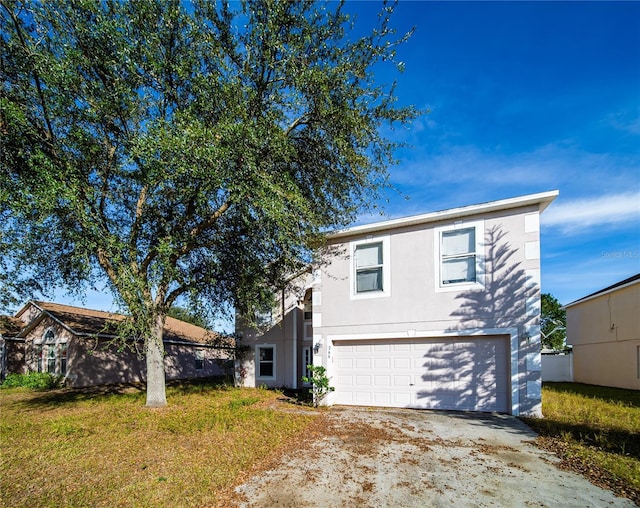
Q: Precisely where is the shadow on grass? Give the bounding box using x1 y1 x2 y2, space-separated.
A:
522 417 640 460
278 387 313 406
522 382 640 460
8 376 233 409
544 382 640 408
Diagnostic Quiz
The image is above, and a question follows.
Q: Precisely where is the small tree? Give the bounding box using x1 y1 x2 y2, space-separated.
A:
302 365 334 408
541 293 566 350
1 0 418 407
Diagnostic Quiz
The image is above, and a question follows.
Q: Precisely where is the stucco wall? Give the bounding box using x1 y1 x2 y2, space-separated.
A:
567 281 640 390
313 204 544 416
236 275 311 389
237 305 306 389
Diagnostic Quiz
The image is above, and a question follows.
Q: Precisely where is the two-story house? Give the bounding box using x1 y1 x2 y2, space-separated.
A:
236 191 558 417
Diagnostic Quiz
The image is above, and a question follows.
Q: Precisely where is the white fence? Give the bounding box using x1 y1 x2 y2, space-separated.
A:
541 352 573 382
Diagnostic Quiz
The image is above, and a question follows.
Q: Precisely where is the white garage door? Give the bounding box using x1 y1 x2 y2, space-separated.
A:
332 336 510 413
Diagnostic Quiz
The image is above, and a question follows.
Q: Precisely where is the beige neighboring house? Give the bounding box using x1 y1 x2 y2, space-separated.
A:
237 191 559 417
565 273 640 391
2 301 232 387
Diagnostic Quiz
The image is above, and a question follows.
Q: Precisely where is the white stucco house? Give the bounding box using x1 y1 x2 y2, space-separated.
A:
236 191 558 417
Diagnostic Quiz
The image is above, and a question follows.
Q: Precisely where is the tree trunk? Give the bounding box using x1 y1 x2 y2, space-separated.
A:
145 313 167 407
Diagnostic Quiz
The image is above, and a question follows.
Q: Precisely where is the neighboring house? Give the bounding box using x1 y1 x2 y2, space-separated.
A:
565 274 640 391
237 190 559 417
0 316 25 381
3 301 232 388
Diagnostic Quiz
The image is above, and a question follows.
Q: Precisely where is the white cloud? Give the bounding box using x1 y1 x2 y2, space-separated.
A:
541 192 640 232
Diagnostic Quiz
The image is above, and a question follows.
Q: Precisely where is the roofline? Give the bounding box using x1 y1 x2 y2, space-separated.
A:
16 302 79 339
328 190 559 240
564 273 640 309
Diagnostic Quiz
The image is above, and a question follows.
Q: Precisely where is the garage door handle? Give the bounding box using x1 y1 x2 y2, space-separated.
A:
409 383 414 386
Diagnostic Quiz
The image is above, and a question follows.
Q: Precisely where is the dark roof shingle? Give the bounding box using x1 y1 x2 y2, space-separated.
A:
30 302 225 344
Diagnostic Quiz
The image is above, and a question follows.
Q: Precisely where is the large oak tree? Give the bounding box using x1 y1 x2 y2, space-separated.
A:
0 0 417 406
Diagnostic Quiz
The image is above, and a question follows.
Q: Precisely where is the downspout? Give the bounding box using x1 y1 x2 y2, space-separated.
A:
292 302 298 389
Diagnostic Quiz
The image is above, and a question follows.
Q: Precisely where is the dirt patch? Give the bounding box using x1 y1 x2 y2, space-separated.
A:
534 436 640 505
230 407 636 508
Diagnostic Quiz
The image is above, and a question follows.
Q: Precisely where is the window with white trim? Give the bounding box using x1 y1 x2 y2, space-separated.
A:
195 350 204 370
441 228 476 284
256 345 275 379
350 236 390 299
34 329 67 376
435 221 484 291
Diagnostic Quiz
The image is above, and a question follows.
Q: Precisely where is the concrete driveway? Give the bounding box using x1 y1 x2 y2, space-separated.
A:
233 406 634 507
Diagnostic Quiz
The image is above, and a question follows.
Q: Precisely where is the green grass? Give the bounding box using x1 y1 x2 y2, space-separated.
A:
0 380 317 507
521 382 640 503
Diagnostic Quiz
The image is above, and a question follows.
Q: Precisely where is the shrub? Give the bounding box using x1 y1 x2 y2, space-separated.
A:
1 372 61 390
302 365 335 408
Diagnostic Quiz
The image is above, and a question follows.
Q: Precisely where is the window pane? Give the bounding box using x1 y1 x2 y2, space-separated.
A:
259 362 273 377
355 243 382 268
442 229 475 256
442 256 476 284
259 347 273 362
356 267 383 292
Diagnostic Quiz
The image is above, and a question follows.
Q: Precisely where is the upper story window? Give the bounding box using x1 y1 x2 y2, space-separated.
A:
303 301 312 321
441 228 476 284
355 242 384 292
350 236 390 299
435 220 484 292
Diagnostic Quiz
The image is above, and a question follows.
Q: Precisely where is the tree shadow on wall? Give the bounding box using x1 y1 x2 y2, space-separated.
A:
415 225 539 412
448 224 539 333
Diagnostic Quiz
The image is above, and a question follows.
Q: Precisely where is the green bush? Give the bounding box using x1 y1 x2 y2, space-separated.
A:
1 372 61 390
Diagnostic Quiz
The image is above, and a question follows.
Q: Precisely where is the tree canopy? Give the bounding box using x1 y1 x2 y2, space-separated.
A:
0 0 418 406
540 293 567 350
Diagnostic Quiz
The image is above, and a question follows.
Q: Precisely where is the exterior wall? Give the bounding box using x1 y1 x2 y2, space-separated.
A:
313 205 544 416
236 275 310 389
566 281 640 390
164 342 231 381
1 338 26 378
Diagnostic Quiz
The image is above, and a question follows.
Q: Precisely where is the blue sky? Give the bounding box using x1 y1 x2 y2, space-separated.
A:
53 1 639 322
347 0 640 305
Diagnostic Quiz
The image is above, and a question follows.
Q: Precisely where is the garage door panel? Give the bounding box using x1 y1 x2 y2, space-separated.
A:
333 336 509 413
336 358 353 369
355 358 371 369
393 358 411 369
374 375 391 386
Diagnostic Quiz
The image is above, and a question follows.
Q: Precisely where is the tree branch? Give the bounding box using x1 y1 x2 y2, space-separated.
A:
286 114 309 136
4 4 55 142
180 200 231 256
129 184 148 269
165 284 188 309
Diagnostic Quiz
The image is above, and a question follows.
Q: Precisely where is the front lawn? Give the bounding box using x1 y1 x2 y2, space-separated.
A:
0 380 318 507
521 382 640 504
